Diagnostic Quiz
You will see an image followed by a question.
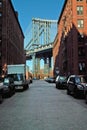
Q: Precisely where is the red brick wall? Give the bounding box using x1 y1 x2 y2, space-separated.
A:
0 0 25 76
53 0 87 76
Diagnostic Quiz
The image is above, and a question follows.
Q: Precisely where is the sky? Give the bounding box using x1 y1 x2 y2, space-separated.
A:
12 0 65 34
11 0 65 71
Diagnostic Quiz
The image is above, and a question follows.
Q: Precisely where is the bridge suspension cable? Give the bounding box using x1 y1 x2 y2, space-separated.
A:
25 18 57 50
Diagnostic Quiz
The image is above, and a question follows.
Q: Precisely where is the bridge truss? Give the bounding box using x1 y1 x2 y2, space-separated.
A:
25 18 57 50
25 18 57 78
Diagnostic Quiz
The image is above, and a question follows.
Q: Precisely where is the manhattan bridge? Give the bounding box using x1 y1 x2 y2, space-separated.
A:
25 18 57 77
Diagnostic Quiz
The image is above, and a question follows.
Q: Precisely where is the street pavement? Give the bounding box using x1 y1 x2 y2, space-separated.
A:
0 80 87 130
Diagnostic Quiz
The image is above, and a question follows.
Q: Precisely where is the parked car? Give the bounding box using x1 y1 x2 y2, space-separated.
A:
84 87 87 103
45 77 55 83
0 85 3 103
83 76 87 103
67 75 87 98
2 77 15 97
0 78 4 103
55 75 67 89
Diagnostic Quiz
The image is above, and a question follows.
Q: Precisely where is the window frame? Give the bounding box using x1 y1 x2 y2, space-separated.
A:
77 6 83 15
77 0 83 1
77 19 84 28
0 12 2 17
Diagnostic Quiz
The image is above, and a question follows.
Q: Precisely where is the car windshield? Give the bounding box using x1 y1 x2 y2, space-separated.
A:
3 78 9 85
7 74 24 81
59 76 67 81
14 74 23 81
75 77 81 83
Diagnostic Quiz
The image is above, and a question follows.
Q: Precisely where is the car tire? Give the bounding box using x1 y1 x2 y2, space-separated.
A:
57 86 59 89
9 91 12 97
57 84 60 89
73 89 78 98
56 84 58 89
0 94 3 103
85 94 87 104
67 89 70 95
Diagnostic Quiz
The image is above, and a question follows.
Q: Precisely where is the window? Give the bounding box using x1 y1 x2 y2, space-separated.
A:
0 51 1 60
79 62 86 72
77 6 83 15
77 0 83 1
0 39 1 42
78 47 85 56
0 12 2 17
0 66 2 75
78 33 84 42
70 77 75 82
75 77 81 84
77 19 84 28
0 2 2 7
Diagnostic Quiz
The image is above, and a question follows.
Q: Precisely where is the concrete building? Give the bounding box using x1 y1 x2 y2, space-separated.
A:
0 0 25 77
53 0 87 76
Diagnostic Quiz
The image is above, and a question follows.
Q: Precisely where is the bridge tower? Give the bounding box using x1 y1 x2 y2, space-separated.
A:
25 18 57 78
32 18 51 46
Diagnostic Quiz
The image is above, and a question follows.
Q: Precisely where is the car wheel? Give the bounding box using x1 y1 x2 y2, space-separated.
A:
67 89 70 95
57 86 59 89
13 89 15 94
0 94 3 103
56 84 58 89
9 91 12 97
85 94 87 104
73 89 78 98
26 84 29 89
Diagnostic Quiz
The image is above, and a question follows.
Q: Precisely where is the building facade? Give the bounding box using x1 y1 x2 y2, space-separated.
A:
0 0 25 77
53 0 87 76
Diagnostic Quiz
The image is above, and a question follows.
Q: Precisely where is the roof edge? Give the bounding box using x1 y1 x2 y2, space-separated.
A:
58 0 67 24
9 0 24 38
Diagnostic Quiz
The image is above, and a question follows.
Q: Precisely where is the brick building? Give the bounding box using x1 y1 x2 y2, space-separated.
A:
0 0 25 77
53 0 87 76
